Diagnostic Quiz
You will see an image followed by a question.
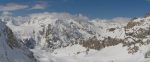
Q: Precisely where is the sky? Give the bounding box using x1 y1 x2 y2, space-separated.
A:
0 0 150 19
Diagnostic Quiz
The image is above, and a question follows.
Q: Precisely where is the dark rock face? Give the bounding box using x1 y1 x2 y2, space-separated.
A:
144 13 150 18
145 50 150 58
79 36 123 50
108 28 116 31
126 21 141 29
0 21 36 62
4 25 21 49
80 36 102 50
24 38 36 49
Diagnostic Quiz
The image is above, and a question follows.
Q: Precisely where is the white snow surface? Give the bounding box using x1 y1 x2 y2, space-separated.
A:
31 44 150 62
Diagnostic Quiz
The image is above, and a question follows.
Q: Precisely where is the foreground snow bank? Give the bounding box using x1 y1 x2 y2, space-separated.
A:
31 44 150 62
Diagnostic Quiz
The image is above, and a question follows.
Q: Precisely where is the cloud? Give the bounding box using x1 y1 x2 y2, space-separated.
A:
93 17 130 25
1 11 12 15
31 4 47 9
28 12 90 22
107 17 130 25
31 1 48 10
29 12 130 25
0 3 28 11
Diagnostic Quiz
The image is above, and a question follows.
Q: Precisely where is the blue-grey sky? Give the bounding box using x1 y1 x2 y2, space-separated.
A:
0 0 150 18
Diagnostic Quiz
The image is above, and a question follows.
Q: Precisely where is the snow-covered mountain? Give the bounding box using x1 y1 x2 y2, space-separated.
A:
0 12 150 62
0 13 126 49
0 20 36 62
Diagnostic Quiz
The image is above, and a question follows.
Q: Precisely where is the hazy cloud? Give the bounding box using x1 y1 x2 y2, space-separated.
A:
31 1 48 10
1 11 12 15
28 12 131 25
0 3 28 11
31 4 47 9
108 17 130 25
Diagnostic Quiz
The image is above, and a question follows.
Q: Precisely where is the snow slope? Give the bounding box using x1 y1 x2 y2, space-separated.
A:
0 21 36 62
32 44 150 62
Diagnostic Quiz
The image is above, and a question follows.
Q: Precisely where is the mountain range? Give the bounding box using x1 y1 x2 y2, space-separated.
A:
0 12 150 62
